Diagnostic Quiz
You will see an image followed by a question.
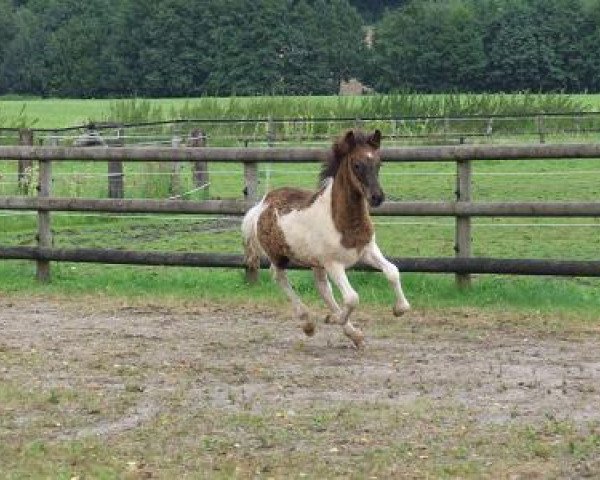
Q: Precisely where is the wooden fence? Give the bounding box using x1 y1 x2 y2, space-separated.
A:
2 142 600 285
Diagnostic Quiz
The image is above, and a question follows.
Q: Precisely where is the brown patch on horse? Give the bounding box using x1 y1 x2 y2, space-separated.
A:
264 187 319 214
257 187 322 268
327 129 382 251
331 160 374 250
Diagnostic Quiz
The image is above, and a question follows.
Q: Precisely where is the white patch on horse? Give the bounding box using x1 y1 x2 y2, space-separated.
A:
278 179 361 268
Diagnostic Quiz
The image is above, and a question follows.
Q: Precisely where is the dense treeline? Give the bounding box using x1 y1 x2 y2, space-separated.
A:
1 0 600 97
370 0 600 93
0 0 365 97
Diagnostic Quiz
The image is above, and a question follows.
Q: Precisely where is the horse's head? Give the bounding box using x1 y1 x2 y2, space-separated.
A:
340 129 384 207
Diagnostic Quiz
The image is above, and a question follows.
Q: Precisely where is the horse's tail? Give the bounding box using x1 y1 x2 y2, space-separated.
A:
241 201 265 275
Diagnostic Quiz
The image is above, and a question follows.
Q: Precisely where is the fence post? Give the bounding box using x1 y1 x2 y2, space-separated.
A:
486 118 494 140
244 162 258 203
444 116 450 142
170 134 182 198
454 159 472 288
267 116 276 147
264 116 276 191
17 128 34 194
537 115 546 144
188 128 209 199
108 127 125 198
36 134 56 282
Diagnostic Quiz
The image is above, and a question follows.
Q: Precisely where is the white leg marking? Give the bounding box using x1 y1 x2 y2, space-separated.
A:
361 242 411 316
324 262 364 348
272 266 315 336
313 267 342 324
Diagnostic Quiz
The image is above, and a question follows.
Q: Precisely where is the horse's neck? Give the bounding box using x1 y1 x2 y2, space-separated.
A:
330 172 373 249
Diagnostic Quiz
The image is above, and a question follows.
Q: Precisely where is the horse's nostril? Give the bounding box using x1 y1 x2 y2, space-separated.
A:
371 193 384 207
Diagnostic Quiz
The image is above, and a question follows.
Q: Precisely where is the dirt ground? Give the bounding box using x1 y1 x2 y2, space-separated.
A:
1 295 600 478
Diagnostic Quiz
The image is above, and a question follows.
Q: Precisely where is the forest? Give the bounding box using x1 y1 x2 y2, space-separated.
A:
1 0 599 97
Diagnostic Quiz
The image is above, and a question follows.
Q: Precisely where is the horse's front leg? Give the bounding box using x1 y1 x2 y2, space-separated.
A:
272 266 315 336
324 262 364 348
313 267 343 324
361 241 411 316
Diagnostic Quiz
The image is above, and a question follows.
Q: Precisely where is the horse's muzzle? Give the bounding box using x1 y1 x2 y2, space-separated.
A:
369 192 384 207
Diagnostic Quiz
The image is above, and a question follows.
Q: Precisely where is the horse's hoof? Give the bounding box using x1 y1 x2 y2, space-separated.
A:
343 324 365 348
302 321 316 337
393 302 411 317
351 331 365 349
298 311 316 336
325 313 343 325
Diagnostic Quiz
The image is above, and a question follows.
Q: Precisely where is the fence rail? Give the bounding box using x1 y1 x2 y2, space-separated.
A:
1 142 600 284
2 247 600 277
3 143 600 162
2 197 600 217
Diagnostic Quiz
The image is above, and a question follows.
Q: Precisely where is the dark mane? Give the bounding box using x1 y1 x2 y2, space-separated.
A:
319 129 373 183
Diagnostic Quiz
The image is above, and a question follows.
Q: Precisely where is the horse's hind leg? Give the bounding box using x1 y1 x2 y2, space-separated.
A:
324 262 364 348
313 267 343 324
361 242 410 316
272 266 316 336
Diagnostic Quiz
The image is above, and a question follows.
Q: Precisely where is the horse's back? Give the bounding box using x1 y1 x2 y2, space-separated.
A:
263 187 319 213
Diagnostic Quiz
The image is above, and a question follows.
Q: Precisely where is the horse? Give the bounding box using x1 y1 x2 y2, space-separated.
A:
241 129 410 348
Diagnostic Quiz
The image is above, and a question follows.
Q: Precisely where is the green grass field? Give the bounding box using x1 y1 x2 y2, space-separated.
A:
0 96 362 128
1 94 600 314
1 93 600 128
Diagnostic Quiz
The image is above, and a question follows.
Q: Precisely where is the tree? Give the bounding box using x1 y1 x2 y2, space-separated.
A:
1 6 49 94
118 0 214 97
45 0 126 97
204 0 364 95
203 0 287 95
0 0 15 64
577 0 600 91
313 0 366 91
480 0 594 92
369 0 486 92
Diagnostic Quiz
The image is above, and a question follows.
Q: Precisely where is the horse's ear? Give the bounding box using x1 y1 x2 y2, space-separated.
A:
344 130 356 150
368 129 382 150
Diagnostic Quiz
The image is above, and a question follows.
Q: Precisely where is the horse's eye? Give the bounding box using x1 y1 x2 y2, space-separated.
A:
354 163 362 172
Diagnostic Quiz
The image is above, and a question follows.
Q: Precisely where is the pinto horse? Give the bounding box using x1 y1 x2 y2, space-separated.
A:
241 129 410 347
